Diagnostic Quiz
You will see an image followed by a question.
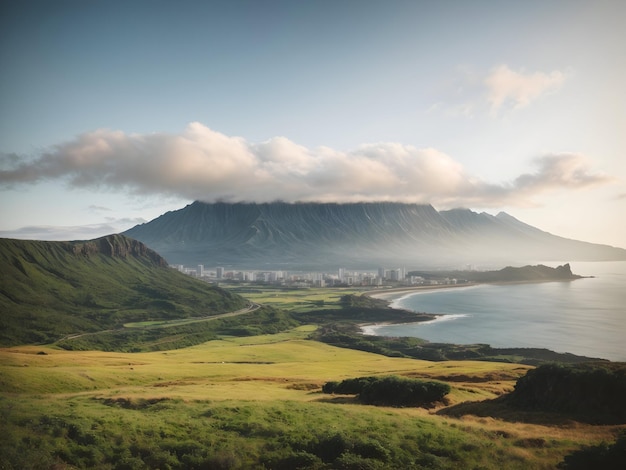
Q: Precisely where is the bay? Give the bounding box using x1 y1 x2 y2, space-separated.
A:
370 261 626 361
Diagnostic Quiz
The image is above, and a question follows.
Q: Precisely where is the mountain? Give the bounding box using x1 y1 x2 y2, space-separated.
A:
409 263 583 283
0 234 246 346
123 201 626 269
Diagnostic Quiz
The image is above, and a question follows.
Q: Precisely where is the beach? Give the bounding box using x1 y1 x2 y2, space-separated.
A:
364 282 477 302
358 284 476 335
363 261 626 361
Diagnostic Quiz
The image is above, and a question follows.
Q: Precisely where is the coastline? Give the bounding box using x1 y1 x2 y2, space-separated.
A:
363 282 478 303
358 284 478 336
349 266 620 363
359 278 580 338
363 276 582 303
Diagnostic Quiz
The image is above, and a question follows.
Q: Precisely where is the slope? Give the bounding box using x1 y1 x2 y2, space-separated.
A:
0 234 246 346
123 201 626 268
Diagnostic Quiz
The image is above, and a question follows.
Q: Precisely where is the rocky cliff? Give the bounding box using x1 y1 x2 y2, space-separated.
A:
71 234 167 267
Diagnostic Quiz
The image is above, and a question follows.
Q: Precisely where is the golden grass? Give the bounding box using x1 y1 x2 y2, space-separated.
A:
1 326 528 402
2 326 623 466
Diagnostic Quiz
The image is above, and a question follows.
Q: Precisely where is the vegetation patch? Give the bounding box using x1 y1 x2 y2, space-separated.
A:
57 306 299 352
558 431 626 469
0 236 247 347
505 362 626 424
323 375 451 408
1 396 589 470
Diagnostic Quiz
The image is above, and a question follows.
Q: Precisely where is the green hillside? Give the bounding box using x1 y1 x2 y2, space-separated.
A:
0 235 246 346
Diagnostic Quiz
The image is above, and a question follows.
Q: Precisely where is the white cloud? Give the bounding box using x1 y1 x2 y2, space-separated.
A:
0 123 613 209
485 64 566 114
514 153 613 192
88 205 112 212
0 223 124 241
431 64 567 117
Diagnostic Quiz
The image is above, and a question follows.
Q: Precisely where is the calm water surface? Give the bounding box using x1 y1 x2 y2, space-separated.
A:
372 261 626 361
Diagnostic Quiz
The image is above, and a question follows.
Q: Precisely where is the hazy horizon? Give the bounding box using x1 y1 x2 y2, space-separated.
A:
1 1 625 248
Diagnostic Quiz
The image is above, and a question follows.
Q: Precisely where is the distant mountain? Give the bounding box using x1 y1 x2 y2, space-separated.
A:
409 263 583 283
123 201 626 269
0 234 246 346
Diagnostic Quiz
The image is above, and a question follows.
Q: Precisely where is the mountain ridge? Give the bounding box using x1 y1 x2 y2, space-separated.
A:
123 201 626 269
0 234 246 346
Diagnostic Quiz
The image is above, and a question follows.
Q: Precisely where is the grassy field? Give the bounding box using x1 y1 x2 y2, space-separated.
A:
224 285 365 312
2 326 623 469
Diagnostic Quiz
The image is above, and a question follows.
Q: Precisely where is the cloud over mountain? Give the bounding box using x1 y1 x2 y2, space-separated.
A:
0 123 612 208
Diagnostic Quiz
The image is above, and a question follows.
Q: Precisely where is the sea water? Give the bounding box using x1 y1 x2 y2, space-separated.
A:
370 261 626 361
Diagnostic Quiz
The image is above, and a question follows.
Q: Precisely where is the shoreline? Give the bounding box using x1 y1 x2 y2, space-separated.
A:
363 282 479 303
358 284 478 336
363 276 582 303
358 278 583 339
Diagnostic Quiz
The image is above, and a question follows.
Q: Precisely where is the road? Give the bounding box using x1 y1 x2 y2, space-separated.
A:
56 302 261 343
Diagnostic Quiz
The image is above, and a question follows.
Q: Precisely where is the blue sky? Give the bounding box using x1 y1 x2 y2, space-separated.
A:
1 0 625 248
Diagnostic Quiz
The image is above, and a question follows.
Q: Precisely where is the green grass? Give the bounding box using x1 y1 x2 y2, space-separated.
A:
225 285 365 312
2 246 624 468
0 236 247 346
56 305 299 352
2 332 622 469
1 395 580 469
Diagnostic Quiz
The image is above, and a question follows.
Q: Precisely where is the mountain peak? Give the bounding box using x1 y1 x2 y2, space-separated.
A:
123 201 626 268
71 234 168 267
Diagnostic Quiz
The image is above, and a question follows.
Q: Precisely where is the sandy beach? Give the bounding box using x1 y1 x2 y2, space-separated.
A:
364 282 478 303
358 284 478 336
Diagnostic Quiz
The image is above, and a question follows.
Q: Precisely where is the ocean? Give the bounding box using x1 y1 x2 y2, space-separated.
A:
368 261 626 362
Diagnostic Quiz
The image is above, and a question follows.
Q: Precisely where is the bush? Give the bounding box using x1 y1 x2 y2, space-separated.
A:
558 432 626 469
507 362 626 423
360 376 450 407
323 377 379 395
322 375 450 408
334 453 386 469
262 450 324 469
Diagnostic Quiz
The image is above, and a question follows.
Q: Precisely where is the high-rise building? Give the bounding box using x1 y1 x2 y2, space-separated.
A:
197 265 204 277
216 266 224 279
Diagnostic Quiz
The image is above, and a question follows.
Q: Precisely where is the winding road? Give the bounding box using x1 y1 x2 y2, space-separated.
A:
56 302 261 343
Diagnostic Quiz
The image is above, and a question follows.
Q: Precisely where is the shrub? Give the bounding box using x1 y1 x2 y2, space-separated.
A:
334 453 386 469
324 377 379 395
507 362 626 423
322 375 450 408
558 432 626 469
322 381 340 394
308 433 352 463
360 376 450 407
262 450 323 470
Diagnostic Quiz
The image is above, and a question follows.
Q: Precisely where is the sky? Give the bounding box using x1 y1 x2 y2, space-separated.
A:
1 0 625 248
